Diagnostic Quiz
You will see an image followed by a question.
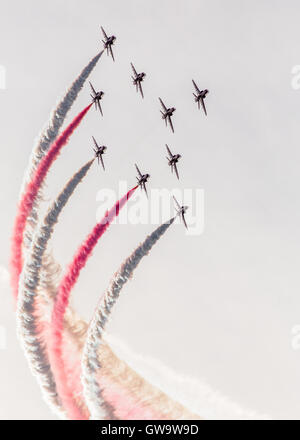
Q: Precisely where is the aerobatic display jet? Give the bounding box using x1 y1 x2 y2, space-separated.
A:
92 136 107 170
90 82 104 116
101 26 116 61
131 63 146 98
135 164 150 198
173 196 189 230
192 79 209 115
165 144 181 180
159 97 176 133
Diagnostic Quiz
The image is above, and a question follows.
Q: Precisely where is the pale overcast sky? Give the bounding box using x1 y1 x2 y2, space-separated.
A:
1 0 300 419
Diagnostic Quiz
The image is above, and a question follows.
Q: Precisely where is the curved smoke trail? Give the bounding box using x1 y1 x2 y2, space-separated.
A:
21 51 103 274
49 186 138 420
36 256 192 420
93 345 197 420
11 103 93 301
22 51 103 189
81 217 187 420
105 335 265 420
11 45 262 421
14 51 104 417
17 160 94 418
37 264 198 420
13 47 195 420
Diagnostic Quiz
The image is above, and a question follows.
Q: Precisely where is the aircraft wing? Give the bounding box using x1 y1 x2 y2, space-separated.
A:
200 97 207 116
92 136 99 149
91 94 97 109
135 164 142 178
100 154 105 171
192 79 200 94
159 97 167 111
138 81 144 98
98 101 103 116
182 213 188 229
143 182 148 199
89 81 96 95
174 163 179 180
165 144 173 158
173 195 181 210
131 62 138 77
101 26 108 40
109 45 115 61
168 115 174 133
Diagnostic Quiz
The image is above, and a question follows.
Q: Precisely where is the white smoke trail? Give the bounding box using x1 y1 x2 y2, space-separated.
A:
21 51 103 253
82 218 179 420
37 261 191 421
22 51 103 189
106 334 270 420
81 202 267 420
31 227 203 420
17 160 94 418
15 47 186 419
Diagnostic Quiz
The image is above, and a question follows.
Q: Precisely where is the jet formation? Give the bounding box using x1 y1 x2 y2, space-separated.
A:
93 26 212 228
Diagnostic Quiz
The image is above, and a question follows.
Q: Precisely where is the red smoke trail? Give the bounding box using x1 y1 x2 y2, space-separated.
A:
50 186 138 420
10 103 93 301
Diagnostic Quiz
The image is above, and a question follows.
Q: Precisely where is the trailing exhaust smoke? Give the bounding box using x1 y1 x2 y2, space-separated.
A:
22 51 103 188
21 51 103 275
82 217 176 419
17 160 94 418
11 103 93 301
49 186 138 419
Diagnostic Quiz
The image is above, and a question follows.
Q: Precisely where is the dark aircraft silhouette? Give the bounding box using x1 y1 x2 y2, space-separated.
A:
101 26 116 61
192 80 209 115
165 144 181 180
90 82 104 116
135 164 150 198
173 196 188 229
159 98 176 133
92 136 107 170
131 63 146 98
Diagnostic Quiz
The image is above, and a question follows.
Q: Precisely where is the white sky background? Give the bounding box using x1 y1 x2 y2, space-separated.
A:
0 0 300 419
